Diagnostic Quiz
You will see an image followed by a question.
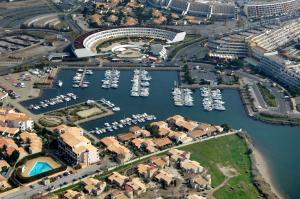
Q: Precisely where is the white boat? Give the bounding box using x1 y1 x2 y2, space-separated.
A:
57 80 63 87
112 107 120 112
86 70 93 75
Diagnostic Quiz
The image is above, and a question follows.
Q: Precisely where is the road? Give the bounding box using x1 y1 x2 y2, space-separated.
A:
0 5 54 28
169 39 207 64
0 131 237 199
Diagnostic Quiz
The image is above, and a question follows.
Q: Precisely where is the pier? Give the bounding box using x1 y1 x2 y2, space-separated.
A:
79 67 87 88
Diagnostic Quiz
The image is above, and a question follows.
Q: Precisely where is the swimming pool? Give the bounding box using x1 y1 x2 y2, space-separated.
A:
29 161 54 176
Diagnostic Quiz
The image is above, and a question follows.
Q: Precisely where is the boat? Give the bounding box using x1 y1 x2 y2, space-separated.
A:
57 80 63 87
86 70 93 75
201 87 226 111
73 84 79 88
112 107 120 112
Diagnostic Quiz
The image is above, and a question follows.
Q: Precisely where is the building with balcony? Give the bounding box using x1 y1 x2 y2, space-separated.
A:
244 0 300 19
73 26 186 58
57 126 99 166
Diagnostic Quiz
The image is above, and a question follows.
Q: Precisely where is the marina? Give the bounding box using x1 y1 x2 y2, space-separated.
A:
200 87 226 111
28 93 78 110
72 68 93 88
102 69 120 89
88 113 156 135
131 69 151 97
21 69 300 199
99 98 120 112
172 87 194 107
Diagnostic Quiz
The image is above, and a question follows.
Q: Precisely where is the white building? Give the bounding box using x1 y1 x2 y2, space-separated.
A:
148 0 237 19
73 27 186 58
248 20 300 87
244 0 300 19
0 109 34 131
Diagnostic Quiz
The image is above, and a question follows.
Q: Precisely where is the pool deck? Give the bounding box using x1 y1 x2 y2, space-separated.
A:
21 157 61 178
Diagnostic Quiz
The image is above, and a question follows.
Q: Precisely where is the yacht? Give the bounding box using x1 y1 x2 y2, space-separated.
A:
130 69 151 97
112 107 120 112
86 70 93 75
201 87 226 111
81 84 88 88
57 80 63 87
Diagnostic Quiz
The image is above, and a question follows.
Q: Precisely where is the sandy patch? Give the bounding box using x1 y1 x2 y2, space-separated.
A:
76 107 104 118
252 147 285 199
218 165 238 177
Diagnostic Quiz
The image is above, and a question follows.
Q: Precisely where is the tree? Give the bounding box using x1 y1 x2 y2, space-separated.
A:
10 150 20 164
221 124 230 132
145 124 160 137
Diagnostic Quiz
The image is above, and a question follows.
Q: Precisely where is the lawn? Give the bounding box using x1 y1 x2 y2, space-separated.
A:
179 134 261 199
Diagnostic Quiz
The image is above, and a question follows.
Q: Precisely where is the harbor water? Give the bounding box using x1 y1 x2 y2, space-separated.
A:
22 69 300 199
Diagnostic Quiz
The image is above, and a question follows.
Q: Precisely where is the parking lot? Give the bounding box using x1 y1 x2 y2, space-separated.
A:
0 34 44 55
188 63 218 84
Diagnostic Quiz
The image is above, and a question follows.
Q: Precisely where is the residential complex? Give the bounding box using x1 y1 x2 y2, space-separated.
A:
100 136 133 163
248 20 300 87
208 20 300 87
259 52 300 87
248 21 300 54
19 131 43 154
0 108 34 133
0 137 27 160
244 0 300 19
73 27 186 58
208 32 253 59
148 0 238 20
56 125 100 166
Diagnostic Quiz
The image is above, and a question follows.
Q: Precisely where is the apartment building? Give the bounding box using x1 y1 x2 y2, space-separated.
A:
100 136 133 163
148 0 237 20
0 109 34 132
57 126 99 166
248 21 300 54
248 21 300 87
19 132 43 154
260 52 300 87
73 27 186 58
209 20 300 87
244 0 300 19
0 137 27 160
208 34 250 59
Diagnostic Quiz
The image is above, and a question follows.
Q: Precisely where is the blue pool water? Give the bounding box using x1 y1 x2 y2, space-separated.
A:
29 162 54 176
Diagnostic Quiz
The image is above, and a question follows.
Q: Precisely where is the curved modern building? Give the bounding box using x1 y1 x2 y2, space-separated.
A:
72 27 186 58
147 0 237 19
244 0 300 19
